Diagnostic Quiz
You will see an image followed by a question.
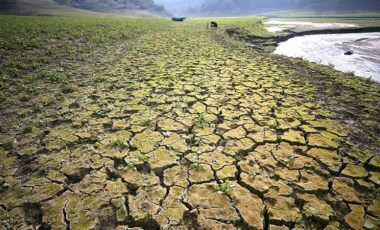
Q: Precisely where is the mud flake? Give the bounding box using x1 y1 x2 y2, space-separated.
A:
281 130 306 145
230 182 264 229
105 180 130 197
128 185 166 221
307 148 341 174
223 126 246 140
330 177 360 202
341 164 368 179
149 147 178 170
296 171 329 192
70 171 105 193
119 167 159 187
275 167 299 182
368 198 380 216
224 138 254 156
265 194 301 226
189 164 214 183
112 119 129 131
369 155 380 171
193 125 215 137
216 165 237 180
186 183 239 222
246 125 277 143
28 183 64 202
158 118 188 133
199 147 235 171
161 133 188 153
297 193 333 223
163 165 189 187
111 197 128 222
42 195 67 230
130 130 164 153
369 171 380 185
308 134 339 149
241 173 272 194
156 186 187 226
344 204 365 230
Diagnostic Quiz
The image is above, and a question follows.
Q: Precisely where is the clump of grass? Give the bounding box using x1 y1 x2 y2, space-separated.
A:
23 124 35 133
190 156 203 170
8 67 21 77
38 70 69 83
0 92 6 103
213 179 235 195
194 113 208 128
0 181 11 193
138 154 150 163
216 83 224 92
142 118 153 126
110 138 126 148
98 107 112 116
94 75 107 83
62 84 76 94
288 157 296 167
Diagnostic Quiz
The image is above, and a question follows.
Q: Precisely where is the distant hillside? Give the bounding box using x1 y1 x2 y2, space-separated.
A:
53 0 170 15
192 0 380 16
0 0 171 16
154 0 203 16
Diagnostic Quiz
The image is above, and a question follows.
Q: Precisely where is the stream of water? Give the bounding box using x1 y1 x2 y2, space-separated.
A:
274 33 380 81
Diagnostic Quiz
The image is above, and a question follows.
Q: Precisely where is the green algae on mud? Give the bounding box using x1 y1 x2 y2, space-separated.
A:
0 15 380 229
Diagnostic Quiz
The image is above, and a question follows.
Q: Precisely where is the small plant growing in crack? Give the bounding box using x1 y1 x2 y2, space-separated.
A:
248 170 257 178
194 113 208 128
127 162 137 171
98 107 112 116
117 163 127 170
0 178 11 193
138 154 151 163
142 118 153 126
213 179 235 195
190 156 203 170
218 95 229 105
142 109 153 126
110 138 126 148
23 124 35 133
216 83 224 92
287 156 296 167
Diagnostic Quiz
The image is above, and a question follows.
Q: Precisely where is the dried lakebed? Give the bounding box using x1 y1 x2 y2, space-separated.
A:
0 18 380 230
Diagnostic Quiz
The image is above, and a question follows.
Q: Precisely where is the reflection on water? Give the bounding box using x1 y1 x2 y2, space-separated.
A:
274 33 380 81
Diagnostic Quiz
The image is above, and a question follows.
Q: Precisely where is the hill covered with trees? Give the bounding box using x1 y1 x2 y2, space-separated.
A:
0 0 170 16
193 0 380 16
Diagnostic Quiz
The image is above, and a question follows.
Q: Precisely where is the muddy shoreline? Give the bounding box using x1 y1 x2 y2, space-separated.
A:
277 26 380 43
226 26 380 52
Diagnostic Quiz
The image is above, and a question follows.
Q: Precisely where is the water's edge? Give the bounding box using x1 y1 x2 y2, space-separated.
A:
226 26 380 53
276 27 380 43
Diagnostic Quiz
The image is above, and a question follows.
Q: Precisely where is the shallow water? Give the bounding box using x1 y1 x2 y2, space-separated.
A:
274 33 380 81
265 20 358 33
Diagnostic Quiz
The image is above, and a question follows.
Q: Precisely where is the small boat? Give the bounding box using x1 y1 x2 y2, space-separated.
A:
172 17 186 22
344 51 354 55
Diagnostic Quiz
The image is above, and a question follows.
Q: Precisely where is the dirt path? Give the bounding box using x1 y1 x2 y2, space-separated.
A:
0 21 379 229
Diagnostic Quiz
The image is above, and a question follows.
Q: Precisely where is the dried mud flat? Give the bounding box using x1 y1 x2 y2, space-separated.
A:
0 19 380 230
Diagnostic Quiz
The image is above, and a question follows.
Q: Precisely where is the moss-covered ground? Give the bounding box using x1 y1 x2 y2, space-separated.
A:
0 15 379 229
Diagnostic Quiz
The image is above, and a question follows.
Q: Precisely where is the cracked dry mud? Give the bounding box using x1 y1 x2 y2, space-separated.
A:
0 18 380 230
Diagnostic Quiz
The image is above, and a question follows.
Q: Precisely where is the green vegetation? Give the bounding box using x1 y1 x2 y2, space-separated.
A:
0 15 379 230
194 113 208 128
213 179 235 195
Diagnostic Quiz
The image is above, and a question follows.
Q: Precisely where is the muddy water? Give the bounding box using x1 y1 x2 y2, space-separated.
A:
274 33 380 81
